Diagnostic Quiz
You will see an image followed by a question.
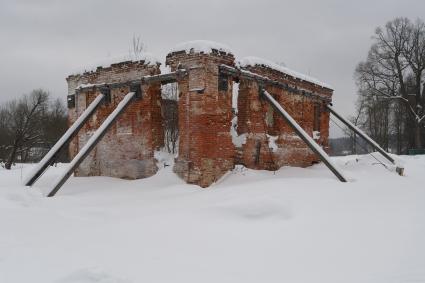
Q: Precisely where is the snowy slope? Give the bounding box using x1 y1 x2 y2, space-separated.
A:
0 153 424 283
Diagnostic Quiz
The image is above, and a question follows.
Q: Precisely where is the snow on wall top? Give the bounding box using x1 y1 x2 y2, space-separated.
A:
169 40 233 55
239 56 333 90
70 53 161 76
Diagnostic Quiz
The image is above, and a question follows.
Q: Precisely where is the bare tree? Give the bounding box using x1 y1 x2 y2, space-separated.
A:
161 83 179 153
345 98 367 154
42 98 67 143
0 89 69 168
1 90 49 169
40 98 68 162
129 34 145 60
355 17 425 150
0 107 10 161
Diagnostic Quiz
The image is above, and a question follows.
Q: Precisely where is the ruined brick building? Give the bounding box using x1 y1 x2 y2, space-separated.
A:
66 40 334 187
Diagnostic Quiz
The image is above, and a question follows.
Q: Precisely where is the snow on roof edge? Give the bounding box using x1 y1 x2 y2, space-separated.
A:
69 52 161 77
168 40 233 55
238 56 333 90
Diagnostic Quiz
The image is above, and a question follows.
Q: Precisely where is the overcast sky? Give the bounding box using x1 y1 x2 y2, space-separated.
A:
1 0 424 136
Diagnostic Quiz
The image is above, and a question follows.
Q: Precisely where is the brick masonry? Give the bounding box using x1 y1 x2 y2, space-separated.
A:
237 65 333 170
66 61 163 179
166 50 235 187
66 43 333 187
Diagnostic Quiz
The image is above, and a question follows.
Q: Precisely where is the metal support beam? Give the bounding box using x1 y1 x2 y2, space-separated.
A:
23 94 105 187
47 92 136 197
326 104 395 165
74 69 188 92
140 69 188 85
261 89 348 182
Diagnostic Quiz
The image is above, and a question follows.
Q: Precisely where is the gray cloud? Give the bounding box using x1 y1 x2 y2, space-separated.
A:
1 0 424 136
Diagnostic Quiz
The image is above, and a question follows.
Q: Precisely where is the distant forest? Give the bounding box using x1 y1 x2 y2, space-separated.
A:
350 17 425 154
0 89 68 169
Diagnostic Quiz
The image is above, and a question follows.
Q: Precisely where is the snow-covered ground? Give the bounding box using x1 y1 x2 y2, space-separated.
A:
0 153 424 283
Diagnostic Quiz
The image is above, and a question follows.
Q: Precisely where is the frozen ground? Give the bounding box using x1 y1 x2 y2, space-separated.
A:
0 153 424 283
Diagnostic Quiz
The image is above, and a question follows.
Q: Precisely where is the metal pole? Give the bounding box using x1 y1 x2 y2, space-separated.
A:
47 92 136 197
326 104 395 164
23 94 105 186
261 89 348 182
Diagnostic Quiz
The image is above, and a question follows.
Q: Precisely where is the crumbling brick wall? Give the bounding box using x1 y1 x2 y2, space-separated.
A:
65 42 334 187
236 64 333 170
66 60 163 179
166 50 235 187
236 78 279 170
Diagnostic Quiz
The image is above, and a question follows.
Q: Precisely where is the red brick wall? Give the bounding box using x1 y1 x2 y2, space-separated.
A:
65 51 333 187
236 65 333 170
66 61 163 179
236 79 277 170
166 51 236 187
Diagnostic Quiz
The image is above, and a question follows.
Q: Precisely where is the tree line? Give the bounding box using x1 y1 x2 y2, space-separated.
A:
351 17 425 154
0 89 68 169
